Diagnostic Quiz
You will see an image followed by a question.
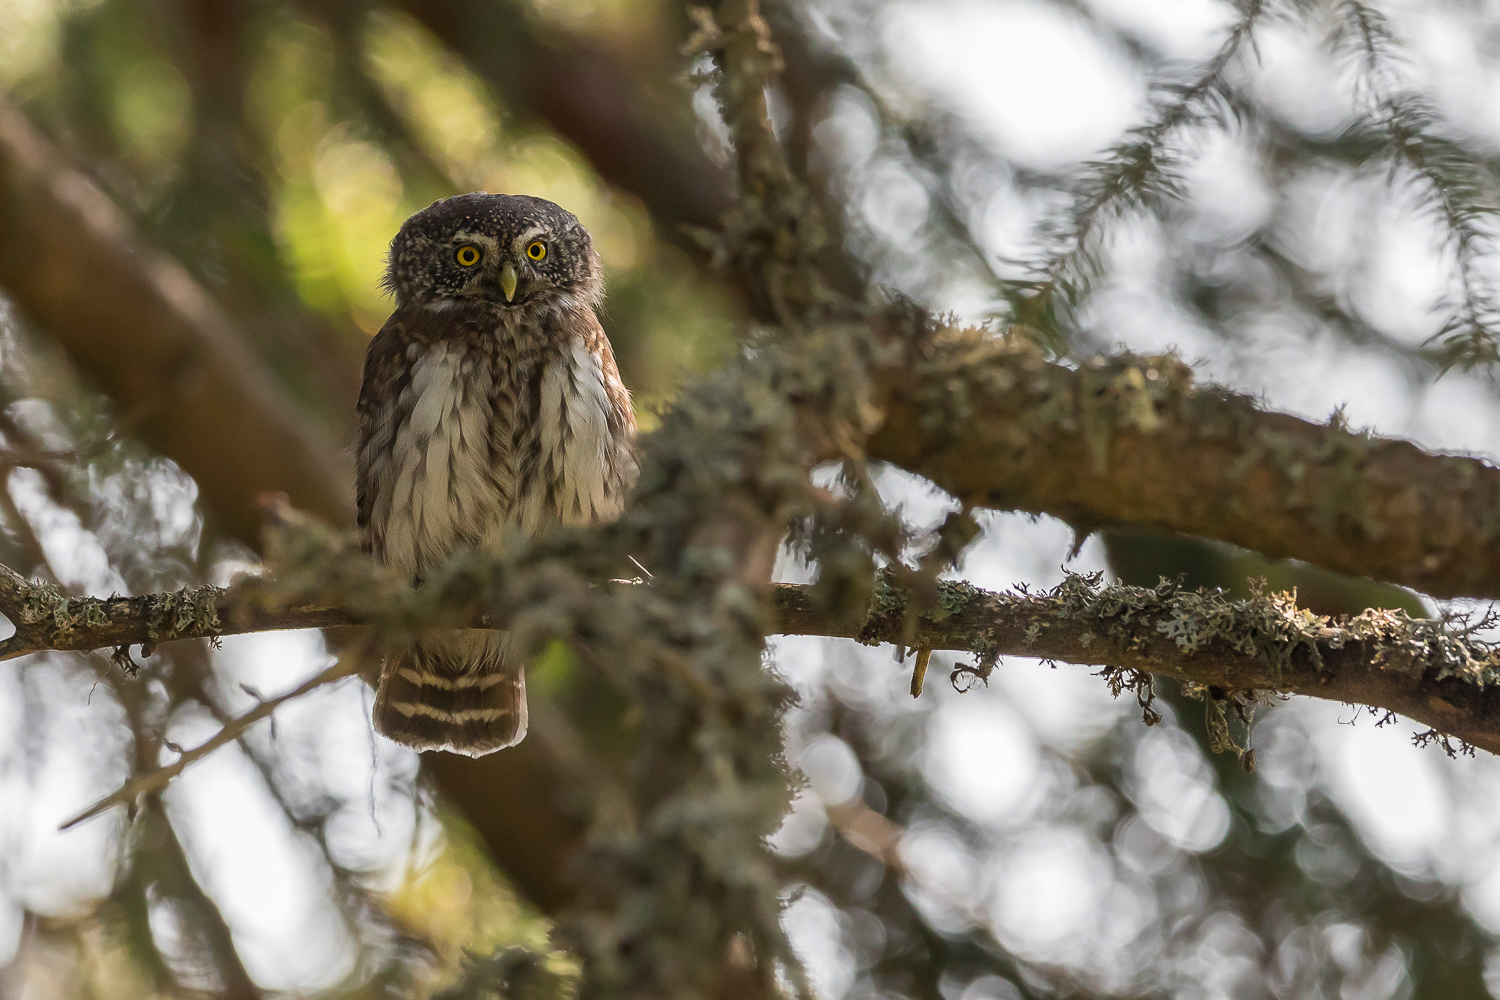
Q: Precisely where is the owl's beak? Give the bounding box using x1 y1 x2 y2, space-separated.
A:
499 262 518 303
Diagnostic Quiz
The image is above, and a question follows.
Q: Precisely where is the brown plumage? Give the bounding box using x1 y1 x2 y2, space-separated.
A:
356 193 636 755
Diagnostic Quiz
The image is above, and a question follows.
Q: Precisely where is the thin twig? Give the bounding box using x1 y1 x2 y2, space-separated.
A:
59 646 368 830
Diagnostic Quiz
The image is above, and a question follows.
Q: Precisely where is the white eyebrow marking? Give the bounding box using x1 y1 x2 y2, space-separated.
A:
452 232 500 252
513 225 547 252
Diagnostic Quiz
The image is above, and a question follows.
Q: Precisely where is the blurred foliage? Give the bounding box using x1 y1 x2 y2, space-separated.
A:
4 0 1500 998
13 0 735 426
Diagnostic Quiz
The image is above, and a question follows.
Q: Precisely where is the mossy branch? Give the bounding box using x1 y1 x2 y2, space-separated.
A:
870 325 1500 601
16 555 1500 775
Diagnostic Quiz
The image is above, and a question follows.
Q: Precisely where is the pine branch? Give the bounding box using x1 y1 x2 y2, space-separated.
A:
1016 0 1267 346
1333 0 1500 367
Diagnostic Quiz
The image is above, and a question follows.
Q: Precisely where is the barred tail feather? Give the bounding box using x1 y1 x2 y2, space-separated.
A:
373 631 527 756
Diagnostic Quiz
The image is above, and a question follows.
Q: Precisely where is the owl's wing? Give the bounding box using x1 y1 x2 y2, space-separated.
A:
355 315 413 556
575 308 639 499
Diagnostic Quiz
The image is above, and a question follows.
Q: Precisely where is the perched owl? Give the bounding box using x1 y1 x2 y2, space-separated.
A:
357 193 637 756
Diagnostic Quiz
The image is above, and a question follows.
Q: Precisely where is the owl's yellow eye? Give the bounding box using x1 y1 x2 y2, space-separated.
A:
455 245 481 266
526 241 547 261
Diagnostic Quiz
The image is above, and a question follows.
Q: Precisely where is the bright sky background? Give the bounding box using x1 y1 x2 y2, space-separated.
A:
5 0 1500 995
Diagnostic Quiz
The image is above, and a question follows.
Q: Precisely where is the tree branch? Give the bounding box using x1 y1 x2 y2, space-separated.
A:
870 326 1500 601
0 97 352 546
793 573 1500 755
392 0 731 246
17 564 1500 764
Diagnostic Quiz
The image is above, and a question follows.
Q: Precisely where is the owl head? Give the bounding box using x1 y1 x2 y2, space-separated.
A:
383 193 603 312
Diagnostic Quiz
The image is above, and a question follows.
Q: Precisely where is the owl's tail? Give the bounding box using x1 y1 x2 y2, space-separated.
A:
373 631 528 756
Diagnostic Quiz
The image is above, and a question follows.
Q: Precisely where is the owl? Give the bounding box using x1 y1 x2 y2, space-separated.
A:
356 193 637 756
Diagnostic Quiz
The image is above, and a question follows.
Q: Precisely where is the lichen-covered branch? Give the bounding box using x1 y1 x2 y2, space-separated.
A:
868 325 1500 601
805 572 1500 755
10 77 1500 619
14 551 1500 757
0 559 347 661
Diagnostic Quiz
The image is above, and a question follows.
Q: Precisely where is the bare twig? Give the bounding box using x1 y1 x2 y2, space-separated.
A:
60 648 366 830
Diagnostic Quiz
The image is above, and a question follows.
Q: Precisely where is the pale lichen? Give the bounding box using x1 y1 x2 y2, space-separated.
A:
934 579 980 620
144 585 225 649
16 582 108 635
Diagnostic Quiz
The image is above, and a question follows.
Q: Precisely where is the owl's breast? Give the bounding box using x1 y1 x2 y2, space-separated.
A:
376 340 506 579
367 324 632 581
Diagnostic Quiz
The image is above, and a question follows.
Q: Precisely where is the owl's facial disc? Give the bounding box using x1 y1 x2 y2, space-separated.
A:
446 226 558 306
385 193 603 310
